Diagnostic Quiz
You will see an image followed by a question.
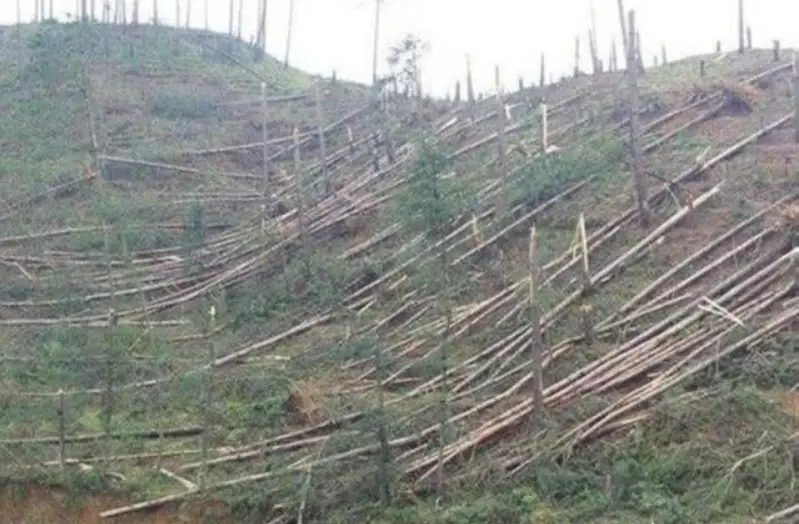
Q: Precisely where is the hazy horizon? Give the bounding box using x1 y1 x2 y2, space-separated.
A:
4 1 799 95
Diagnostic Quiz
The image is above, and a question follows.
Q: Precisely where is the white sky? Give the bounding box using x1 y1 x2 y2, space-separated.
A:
6 1 799 95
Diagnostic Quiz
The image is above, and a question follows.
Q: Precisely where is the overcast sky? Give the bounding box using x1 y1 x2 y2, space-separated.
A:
6 1 799 95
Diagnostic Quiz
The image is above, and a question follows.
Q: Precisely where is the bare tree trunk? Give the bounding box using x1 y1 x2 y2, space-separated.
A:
152 0 158 24
466 55 476 114
315 83 330 196
237 0 245 40
16 0 22 83
794 54 799 143
610 39 618 72
90 0 95 21
228 0 234 37
261 82 270 219
284 0 295 68
255 0 268 60
49 0 54 19
588 30 599 74
199 306 215 491
616 0 628 59
132 0 139 24
738 0 745 54
35 0 40 22
255 0 263 50
372 0 382 86
539 53 545 87
186 0 192 28
589 0 599 72
204 0 208 30
175 0 180 28
495 65 507 217
627 10 650 227
661 45 667 64
529 227 544 424
574 36 580 77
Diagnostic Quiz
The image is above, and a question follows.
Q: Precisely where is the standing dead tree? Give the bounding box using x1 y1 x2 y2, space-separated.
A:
794 54 799 143
529 227 544 424
284 0 295 67
152 0 158 24
626 10 650 227
616 0 628 58
466 55 476 115
372 0 382 87
228 0 234 39
738 0 745 54
237 0 244 41
255 0 268 60
539 52 545 87
495 65 508 217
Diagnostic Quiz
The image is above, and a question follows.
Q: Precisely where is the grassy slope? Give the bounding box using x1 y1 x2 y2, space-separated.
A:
0 22 796 524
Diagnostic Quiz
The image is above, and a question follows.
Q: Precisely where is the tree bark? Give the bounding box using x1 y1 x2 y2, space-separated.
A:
372 0 381 86
738 0 745 54
617 0 628 59
284 0 295 67
627 10 650 227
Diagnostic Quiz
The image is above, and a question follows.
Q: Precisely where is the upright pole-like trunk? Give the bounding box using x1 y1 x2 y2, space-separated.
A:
199 306 216 491
35 0 40 22
466 55 476 116
175 0 180 29
627 10 649 227
589 0 599 72
261 82 270 220
539 52 546 87
132 0 139 24
610 39 618 72
228 0 234 37
315 83 330 196
793 54 799 143
495 65 507 217
284 0 295 68
90 0 95 21
237 0 244 40
574 36 580 77
616 0 628 60
372 0 381 87
204 0 209 30
255 0 268 60
293 127 306 242
738 0 745 54
186 0 192 28
588 29 599 74
529 227 544 424
152 0 158 24
49 0 54 19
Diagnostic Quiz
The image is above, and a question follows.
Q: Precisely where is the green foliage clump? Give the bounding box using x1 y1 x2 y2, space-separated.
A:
397 137 468 237
150 93 220 119
25 23 84 88
513 134 624 208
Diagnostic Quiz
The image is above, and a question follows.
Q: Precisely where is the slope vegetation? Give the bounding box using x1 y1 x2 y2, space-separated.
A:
0 22 796 523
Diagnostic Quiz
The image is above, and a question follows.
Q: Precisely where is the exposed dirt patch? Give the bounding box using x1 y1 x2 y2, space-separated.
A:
0 483 235 524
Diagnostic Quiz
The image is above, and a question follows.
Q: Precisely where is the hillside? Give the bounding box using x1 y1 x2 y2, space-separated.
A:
0 21 796 524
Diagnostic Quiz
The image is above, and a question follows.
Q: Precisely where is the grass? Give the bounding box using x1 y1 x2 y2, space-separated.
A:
0 20 796 524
